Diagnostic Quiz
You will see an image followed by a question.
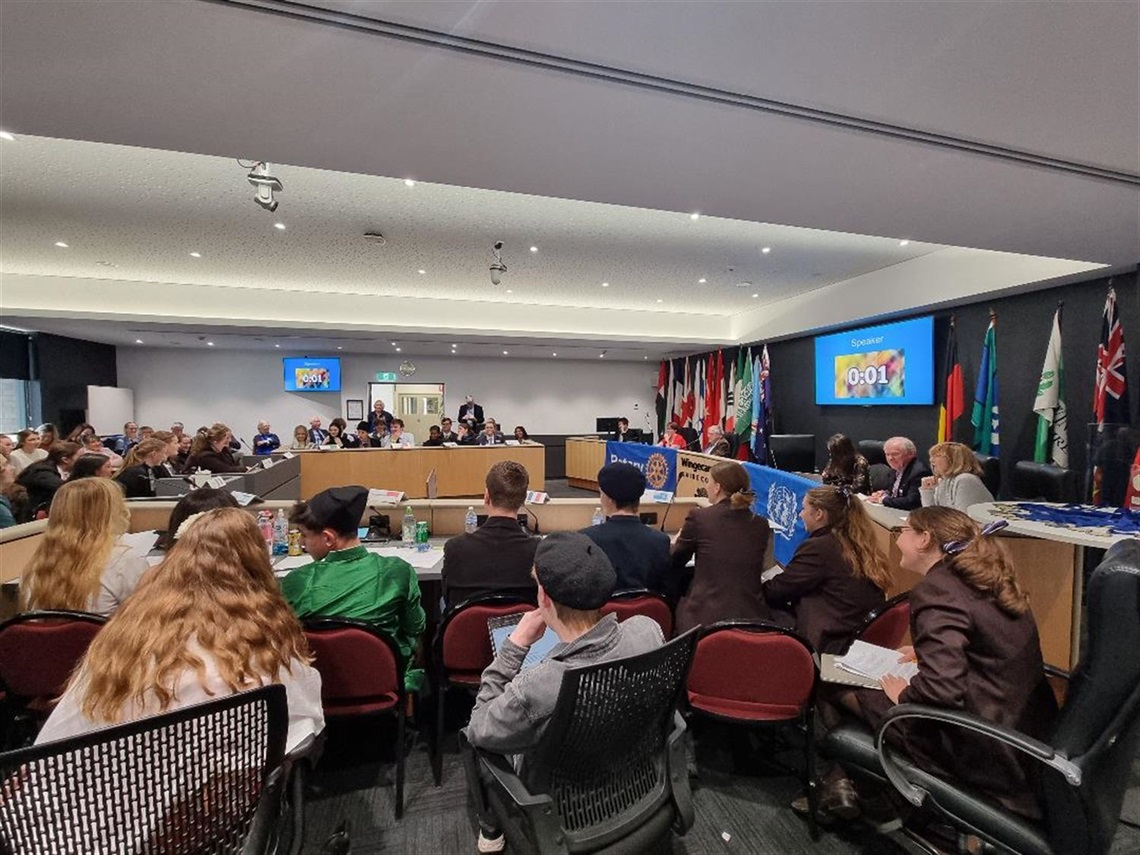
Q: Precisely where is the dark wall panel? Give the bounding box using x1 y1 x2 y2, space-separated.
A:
766 270 1139 497
35 334 118 434
0 332 32 380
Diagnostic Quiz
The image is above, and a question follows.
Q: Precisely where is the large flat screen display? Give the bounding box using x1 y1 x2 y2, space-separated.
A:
283 357 342 392
814 316 934 406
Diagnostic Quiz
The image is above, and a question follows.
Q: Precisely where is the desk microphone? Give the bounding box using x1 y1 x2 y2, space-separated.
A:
239 436 255 454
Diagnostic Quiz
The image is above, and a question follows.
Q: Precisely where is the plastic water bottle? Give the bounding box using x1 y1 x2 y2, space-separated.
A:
272 509 289 555
402 506 416 545
464 506 478 534
258 511 274 554
592 507 605 526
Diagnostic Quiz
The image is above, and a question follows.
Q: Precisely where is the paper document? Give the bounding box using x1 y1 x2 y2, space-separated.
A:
834 640 919 682
760 565 784 583
525 490 550 504
274 555 312 571
642 489 674 504
367 545 443 569
367 488 406 506
120 530 160 557
230 491 259 507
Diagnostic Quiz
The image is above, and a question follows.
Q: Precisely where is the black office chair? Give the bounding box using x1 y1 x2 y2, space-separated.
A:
0 685 288 854
858 440 887 467
974 452 1001 497
1011 461 1078 503
822 540 1140 855
678 427 699 450
468 629 699 854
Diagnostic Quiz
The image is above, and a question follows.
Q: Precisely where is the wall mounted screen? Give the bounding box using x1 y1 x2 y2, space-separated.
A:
814 316 934 406
283 357 342 392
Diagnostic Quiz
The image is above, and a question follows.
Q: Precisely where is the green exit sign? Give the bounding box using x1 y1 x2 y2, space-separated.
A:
375 372 398 382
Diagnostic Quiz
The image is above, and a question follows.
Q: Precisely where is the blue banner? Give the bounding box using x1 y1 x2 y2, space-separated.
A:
605 441 677 493
741 462 815 565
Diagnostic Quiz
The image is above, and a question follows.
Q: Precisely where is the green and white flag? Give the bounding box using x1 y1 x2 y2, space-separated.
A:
1033 306 1068 467
734 348 752 445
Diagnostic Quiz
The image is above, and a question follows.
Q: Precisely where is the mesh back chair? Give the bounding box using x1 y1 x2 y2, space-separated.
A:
823 540 1140 855
0 610 106 747
302 619 406 819
686 621 821 838
0 684 288 855
601 589 674 638
433 594 536 786
841 592 911 653
471 627 699 854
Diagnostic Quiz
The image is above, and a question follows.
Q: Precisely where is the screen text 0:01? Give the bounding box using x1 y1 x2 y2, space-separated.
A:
846 365 890 387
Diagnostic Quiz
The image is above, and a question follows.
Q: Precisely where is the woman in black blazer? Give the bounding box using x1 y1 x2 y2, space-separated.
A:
114 438 171 498
764 485 889 654
184 423 245 474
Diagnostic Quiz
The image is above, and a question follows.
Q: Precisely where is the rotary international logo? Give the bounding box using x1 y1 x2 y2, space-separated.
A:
645 452 671 489
767 484 798 541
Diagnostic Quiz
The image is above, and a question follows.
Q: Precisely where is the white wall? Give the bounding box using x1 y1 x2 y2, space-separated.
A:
116 348 658 440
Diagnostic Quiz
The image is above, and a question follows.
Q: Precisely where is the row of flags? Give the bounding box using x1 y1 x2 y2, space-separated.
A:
938 285 1129 504
654 346 773 463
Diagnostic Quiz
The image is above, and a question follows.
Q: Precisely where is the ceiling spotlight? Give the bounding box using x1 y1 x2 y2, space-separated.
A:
599 351 606 359
506 289 513 294
275 344 280 348
274 222 286 231
207 341 215 346
552 352 557 357
698 277 707 284
396 347 402 352
601 282 609 288
656 299 663 303
135 339 144 344
689 212 700 221
417 269 426 275
761 246 771 254
503 350 509 355
899 239 910 247
752 293 759 298
530 246 538 253
0 131 15 142
404 178 416 187
337 346 343 350
54 241 69 248
246 161 282 212
190 252 202 258
490 241 507 286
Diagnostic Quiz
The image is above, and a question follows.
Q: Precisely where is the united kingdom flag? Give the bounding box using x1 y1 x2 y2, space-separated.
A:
1092 286 1130 505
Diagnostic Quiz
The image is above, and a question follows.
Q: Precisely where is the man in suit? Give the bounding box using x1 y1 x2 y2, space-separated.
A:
702 426 731 457
441 461 538 608
580 463 670 594
457 395 484 427
438 417 459 443
476 419 505 446
308 417 329 446
868 436 929 510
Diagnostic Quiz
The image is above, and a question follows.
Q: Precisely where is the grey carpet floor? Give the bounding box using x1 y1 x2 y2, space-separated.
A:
292 718 1140 854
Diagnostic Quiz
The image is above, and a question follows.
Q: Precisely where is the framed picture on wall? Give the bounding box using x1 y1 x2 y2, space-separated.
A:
346 399 364 422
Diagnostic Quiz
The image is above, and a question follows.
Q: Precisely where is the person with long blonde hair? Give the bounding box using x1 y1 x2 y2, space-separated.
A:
764 485 890 653
20 478 147 617
183 423 244 473
920 441 994 512
670 460 772 633
37 508 324 753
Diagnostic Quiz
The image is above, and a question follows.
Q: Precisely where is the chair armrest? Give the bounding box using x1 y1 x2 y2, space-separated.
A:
874 703 1080 807
476 749 555 809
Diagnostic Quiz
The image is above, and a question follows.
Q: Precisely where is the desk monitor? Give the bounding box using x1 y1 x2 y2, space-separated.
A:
596 417 620 434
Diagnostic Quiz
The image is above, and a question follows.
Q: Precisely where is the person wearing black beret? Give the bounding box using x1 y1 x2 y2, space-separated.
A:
281 485 427 691
580 462 672 596
463 531 663 854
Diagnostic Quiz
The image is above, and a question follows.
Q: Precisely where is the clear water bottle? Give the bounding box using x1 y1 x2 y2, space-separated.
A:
402 506 416 545
464 506 478 534
258 511 274 553
592 507 605 526
272 509 289 555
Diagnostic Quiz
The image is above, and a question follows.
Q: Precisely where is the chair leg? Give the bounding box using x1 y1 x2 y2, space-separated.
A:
804 713 819 841
433 677 446 786
289 761 306 855
396 700 407 820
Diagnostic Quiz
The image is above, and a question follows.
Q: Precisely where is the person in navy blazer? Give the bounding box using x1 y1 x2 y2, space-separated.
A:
457 395 485 427
307 416 329 446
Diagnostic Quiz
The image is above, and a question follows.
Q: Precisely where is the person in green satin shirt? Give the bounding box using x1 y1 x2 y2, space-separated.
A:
281 485 427 690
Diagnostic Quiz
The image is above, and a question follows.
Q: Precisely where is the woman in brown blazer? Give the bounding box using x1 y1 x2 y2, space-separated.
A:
670 461 772 633
763 485 889 654
821 507 1055 822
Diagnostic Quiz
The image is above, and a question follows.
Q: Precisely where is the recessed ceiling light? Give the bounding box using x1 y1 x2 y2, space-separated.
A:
396 347 402 352
54 241 69 248
530 246 538 253
190 252 202 258
598 353 605 359
761 246 771 254
135 339 144 344
503 350 509 355
0 131 15 142
275 344 280 348
404 178 416 187
506 289 513 293
656 299 663 303
644 356 649 360
337 346 343 350
899 239 910 247
601 282 609 288
417 269 426 275
698 277 707 284
451 343 456 348
689 212 700 221
752 293 759 298
390 341 396 346
274 223 286 230
552 352 557 357
207 341 215 346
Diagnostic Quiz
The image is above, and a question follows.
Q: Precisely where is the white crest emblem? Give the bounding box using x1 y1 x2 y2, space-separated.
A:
767 484 798 540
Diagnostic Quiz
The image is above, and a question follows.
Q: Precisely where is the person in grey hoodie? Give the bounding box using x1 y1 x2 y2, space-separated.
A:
463 532 663 853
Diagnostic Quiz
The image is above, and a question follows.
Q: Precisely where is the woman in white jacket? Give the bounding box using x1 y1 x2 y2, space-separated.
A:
920 441 995 513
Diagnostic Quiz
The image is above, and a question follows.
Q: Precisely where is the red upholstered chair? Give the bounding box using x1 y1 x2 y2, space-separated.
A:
686 620 821 837
0 610 107 747
302 619 407 818
432 594 536 786
601 588 674 638
846 592 910 653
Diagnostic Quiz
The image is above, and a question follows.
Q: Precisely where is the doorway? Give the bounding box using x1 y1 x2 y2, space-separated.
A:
371 382 444 443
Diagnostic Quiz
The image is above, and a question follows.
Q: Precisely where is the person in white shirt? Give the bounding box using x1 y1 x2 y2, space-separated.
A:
8 429 47 475
20 478 149 617
37 507 324 755
382 418 416 448
477 419 505 446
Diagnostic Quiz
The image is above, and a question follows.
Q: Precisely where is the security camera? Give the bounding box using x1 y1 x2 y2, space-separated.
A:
247 162 283 212
490 240 507 286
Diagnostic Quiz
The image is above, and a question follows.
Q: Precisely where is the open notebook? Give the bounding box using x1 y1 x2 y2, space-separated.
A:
487 613 561 671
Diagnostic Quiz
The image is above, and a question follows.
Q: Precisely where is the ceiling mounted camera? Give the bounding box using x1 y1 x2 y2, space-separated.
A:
246 161 283 212
490 240 507 286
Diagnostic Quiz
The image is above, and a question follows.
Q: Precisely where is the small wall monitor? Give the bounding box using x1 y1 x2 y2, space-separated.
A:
814 316 934 406
284 357 342 392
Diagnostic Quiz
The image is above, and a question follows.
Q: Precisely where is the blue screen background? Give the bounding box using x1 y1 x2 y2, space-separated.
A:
283 357 342 392
814 316 934 406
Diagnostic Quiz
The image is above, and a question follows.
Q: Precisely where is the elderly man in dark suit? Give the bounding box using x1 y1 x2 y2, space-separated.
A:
867 436 929 510
457 395 484 428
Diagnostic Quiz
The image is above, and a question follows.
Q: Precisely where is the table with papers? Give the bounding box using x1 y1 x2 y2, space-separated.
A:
271 538 446 581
